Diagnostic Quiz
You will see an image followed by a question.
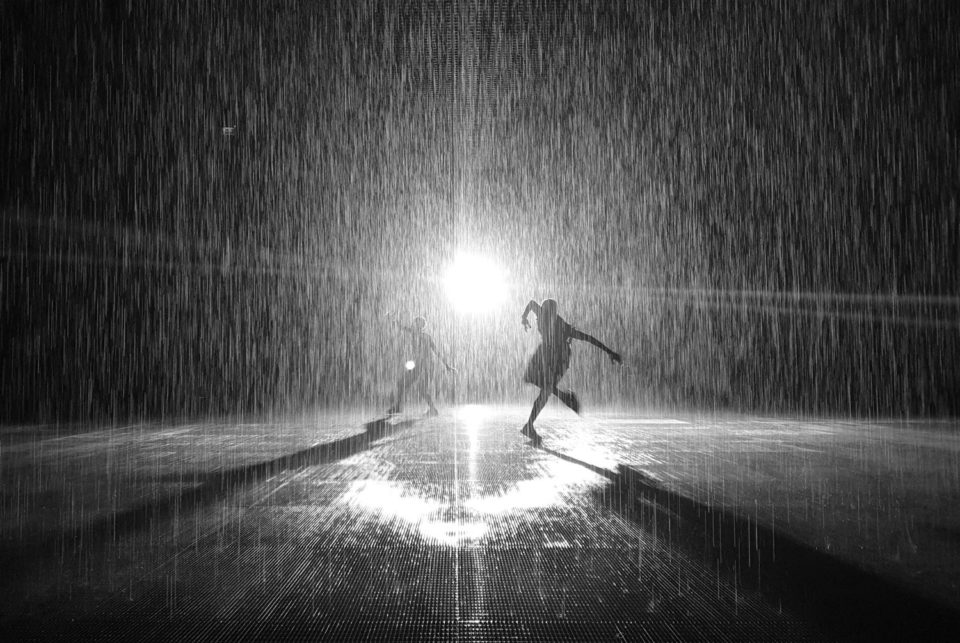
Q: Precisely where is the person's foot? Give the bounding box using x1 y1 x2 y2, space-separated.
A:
521 423 541 444
425 408 439 418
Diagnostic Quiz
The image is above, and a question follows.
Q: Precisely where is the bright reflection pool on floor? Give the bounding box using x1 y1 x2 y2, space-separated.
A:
420 519 489 546
341 479 442 523
340 405 609 547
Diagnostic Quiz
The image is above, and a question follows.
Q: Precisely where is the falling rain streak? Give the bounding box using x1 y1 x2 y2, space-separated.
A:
1 0 959 639
2 1 958 421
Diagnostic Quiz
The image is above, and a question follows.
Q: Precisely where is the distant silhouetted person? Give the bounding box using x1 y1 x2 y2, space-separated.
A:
520 298 621 443
386 314 456 417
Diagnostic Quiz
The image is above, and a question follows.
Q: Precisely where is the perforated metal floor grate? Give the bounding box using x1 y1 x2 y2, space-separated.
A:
3 412 828 640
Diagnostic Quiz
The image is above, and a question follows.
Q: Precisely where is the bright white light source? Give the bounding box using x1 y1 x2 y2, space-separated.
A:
444 253 507 314
405 360 416 370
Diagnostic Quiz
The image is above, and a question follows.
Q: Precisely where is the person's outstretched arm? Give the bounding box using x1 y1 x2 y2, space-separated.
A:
430 338 457 373
570 328 622 364
520 300 540 330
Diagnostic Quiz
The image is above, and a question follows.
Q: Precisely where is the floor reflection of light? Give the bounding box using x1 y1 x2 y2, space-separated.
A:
465 465 596 514
340 406 608 547
458 405 483 483
456 404 490 425
341 480 441 523
344 481 491 546
420 520 489 546
455 404 486 545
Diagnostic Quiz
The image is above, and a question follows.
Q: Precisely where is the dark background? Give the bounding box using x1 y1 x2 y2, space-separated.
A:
2 0 958 422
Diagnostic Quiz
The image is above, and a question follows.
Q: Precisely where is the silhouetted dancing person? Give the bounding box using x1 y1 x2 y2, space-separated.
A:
387 314 456 417
520 298 621 443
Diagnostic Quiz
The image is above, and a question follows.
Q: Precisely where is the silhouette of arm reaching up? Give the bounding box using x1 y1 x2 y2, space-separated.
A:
386 312 414 335
520 300 540 331
570 328 622 364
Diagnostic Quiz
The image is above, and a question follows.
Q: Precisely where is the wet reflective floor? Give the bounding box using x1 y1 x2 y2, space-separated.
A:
2 406 959 640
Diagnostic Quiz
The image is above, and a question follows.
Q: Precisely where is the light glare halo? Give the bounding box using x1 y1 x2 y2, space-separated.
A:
444 253 507 314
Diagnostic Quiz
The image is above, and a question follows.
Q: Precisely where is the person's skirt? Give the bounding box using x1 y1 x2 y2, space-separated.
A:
522 343 571 388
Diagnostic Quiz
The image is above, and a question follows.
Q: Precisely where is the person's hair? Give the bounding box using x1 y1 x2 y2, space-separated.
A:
540 299 558 317
413 316 427 330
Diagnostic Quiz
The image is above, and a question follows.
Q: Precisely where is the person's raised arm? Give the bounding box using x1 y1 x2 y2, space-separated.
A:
520 300 540 331
385 312 414 335
569 328 622 364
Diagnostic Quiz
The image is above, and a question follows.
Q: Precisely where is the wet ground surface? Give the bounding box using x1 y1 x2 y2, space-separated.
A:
2 405 959 640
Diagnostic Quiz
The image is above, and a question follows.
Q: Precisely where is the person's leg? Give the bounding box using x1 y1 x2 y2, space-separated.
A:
387 372 411 414
416 371 439 416
386 387 402 414
552 386 580 414
423 392 439 416
523 386 551 437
